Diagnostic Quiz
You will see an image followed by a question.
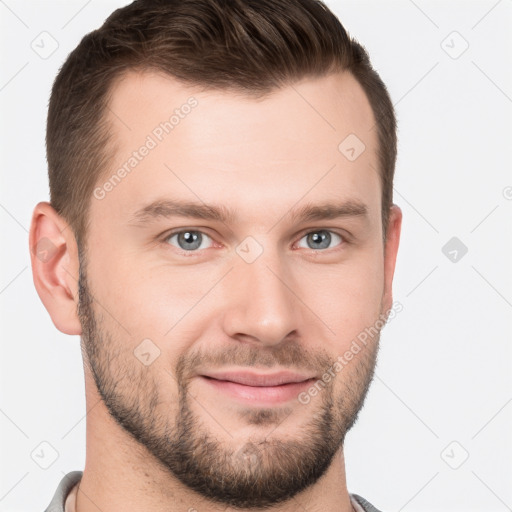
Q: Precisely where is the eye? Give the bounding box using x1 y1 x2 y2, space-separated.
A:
296 230 343 250
165 230 214 252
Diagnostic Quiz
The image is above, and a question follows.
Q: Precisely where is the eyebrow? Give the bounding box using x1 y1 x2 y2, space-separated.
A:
129 198 368 226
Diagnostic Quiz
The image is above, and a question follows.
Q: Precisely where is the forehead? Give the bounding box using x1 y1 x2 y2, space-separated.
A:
94 69 380 229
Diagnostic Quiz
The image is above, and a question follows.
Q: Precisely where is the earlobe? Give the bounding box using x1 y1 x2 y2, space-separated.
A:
29 201 82 335
382 204 402 314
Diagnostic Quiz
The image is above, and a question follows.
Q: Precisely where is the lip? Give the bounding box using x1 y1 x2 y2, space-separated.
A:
198 370 317 405
201 370 316 387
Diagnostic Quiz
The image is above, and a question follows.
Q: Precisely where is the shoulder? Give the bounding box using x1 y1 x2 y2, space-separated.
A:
350 493 384 512
44 471 83 512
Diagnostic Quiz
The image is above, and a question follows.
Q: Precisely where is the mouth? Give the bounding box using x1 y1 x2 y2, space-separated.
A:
198 370 317 405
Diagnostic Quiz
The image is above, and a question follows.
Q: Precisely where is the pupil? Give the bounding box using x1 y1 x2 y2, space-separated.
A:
180 231 200 250
309 231 330 249
313 233 322 243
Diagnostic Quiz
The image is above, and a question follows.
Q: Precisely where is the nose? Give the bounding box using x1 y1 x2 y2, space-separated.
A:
221 249 300 347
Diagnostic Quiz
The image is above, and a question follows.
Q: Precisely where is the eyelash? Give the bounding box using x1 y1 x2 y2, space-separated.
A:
160 228 348 257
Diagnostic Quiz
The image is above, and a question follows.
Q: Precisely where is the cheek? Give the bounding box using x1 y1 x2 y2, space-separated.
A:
88 250 218 357
302 251 385 348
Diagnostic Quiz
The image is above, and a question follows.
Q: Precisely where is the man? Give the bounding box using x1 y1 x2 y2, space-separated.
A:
30 0 401 510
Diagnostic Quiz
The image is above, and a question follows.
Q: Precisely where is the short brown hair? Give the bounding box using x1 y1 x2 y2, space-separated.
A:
47 0 396 248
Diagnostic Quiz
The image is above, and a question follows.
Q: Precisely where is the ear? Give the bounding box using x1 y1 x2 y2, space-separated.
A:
382 204 402 314
29 202 82 335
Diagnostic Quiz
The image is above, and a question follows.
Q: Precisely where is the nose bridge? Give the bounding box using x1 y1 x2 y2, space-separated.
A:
223 243 299 345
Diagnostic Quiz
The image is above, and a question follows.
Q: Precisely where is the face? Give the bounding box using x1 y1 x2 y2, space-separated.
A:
78 70 394 508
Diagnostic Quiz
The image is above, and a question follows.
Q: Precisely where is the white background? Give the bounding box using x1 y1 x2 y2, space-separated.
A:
1 1 511 511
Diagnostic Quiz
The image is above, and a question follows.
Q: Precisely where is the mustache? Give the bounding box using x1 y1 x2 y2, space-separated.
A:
175 342 334 380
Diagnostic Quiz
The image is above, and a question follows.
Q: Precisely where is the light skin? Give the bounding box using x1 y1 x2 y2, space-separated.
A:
30 70 401 512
